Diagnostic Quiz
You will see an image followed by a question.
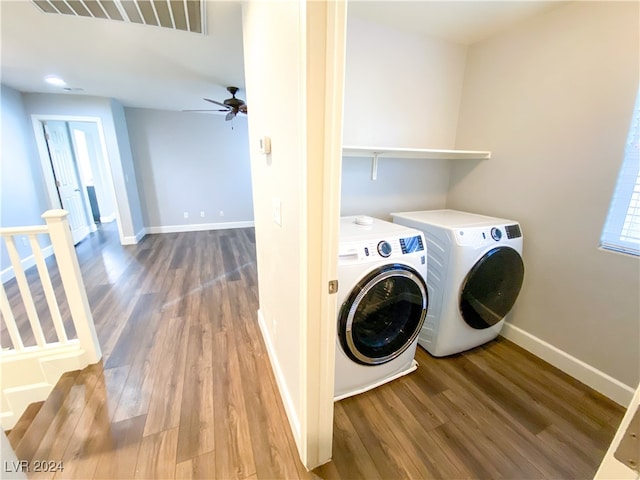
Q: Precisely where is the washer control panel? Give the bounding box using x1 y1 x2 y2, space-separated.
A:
339 234 425 262
400 235 424 254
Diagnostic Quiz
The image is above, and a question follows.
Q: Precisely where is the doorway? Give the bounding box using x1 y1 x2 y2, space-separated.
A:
32 116 120 245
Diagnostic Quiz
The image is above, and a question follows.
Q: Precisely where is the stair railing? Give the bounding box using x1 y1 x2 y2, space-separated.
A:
0 210 101 362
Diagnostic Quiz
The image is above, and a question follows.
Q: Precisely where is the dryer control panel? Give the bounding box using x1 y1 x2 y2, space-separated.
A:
505 224 522 239
454 224 522 247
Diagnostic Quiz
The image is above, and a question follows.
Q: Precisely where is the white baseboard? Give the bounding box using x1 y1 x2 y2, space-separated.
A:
120 228 147 245
134 228 146 242
121 235 139 245
1 245 54 284
146 221 255 235
100 213 116 223
257 309 301 446
500 322 635 406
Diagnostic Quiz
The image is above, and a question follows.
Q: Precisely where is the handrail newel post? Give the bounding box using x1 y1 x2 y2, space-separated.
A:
42 209 102 363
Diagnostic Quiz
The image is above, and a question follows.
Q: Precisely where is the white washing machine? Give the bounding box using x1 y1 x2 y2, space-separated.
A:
391 209 524 357
335 216 428 400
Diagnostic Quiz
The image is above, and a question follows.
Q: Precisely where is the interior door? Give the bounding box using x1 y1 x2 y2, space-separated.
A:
43 121 91 245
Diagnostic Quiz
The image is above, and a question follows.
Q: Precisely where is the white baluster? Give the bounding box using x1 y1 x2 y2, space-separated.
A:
28 234 68 344
0 282 24 351
4 236 46 347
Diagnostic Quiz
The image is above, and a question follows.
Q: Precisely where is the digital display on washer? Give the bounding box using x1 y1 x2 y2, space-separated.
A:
400 235 424 254
505 224 522 239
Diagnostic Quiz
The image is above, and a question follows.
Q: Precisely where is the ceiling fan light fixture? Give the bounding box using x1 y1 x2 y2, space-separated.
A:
191 86 248 121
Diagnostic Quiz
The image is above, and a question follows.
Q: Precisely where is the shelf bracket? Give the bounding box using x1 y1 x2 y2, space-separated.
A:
371 152 379 181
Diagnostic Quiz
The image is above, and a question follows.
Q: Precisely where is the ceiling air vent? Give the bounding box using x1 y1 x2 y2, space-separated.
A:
32 0 205 34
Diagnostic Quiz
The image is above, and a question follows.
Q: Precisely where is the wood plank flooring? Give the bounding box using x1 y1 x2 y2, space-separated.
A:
4 222 624 479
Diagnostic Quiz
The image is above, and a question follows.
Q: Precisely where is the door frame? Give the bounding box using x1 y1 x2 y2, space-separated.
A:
41 120 94 244
31 114 123 242
300 0 347 469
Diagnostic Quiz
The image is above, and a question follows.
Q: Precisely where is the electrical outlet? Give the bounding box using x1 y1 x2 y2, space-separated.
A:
200 211 205 218
219 210 224 217
184 212 189 219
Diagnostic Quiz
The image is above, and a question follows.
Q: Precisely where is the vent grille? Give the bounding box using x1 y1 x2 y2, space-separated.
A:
32 0 205 34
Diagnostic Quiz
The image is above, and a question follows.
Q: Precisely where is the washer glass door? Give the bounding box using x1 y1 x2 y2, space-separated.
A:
339 264 427 365
459 246 524 329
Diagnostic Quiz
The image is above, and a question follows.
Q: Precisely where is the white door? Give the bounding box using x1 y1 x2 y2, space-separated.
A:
43 121 91 245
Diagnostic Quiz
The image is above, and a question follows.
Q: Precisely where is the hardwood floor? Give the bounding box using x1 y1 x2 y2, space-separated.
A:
4 223 624 479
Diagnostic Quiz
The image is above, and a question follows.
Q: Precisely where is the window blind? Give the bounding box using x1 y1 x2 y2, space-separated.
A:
601 89 640 256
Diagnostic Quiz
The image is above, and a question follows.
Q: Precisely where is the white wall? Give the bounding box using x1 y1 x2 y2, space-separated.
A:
110 100 145 237
0 85 52 274
449 2 640 391
20 93 145 244
242 0 346 468
125 108 253 230
341 14 468 218
243 0 306 451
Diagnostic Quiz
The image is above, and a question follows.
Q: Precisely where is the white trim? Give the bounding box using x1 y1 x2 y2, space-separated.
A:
0 340 80 363
30 114 125 247
134 228 146 242
120 227 147 245
500 322 635 406
1 245 54 284
0 340 92 430
257 309 301 445
595 384 640 479
145 221 255 234
100 213 117 223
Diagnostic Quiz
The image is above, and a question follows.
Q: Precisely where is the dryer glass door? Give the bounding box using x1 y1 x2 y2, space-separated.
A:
459 246 524 329
339 264 428 365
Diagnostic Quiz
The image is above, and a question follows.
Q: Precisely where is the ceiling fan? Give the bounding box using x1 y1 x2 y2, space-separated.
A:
185 86 248 121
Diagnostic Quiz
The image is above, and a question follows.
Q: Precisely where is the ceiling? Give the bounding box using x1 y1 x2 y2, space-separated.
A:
348 1 564 46
1 1 564 112
1 0 246 111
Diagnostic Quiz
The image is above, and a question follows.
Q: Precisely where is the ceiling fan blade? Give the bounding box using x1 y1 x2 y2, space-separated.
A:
204 98 230 109
183 109 230 112
225 111 236 121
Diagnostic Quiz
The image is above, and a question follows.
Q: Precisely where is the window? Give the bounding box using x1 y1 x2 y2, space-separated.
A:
601 89 640 256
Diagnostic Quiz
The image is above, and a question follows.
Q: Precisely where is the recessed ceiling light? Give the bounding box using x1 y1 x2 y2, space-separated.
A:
44 75 66 87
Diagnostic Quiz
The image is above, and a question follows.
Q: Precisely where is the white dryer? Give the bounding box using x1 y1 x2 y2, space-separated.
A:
335 216 428 400
391 209 524 357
